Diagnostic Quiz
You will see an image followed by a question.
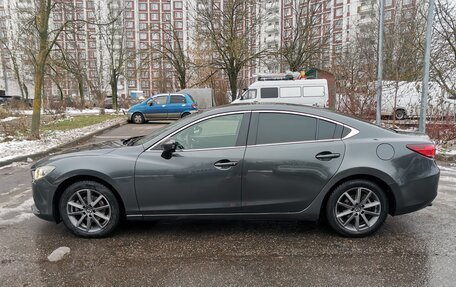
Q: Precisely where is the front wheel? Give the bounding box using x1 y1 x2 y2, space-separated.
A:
59 181 121 238
132 112 145 124
394 109 406 120
326 179 388 237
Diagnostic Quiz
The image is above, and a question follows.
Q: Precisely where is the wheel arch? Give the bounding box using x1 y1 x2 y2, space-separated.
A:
52 174 126 223
319 173 397 221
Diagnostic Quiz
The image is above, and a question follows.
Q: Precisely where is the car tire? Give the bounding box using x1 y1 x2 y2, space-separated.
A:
395 109 406 120
59 180 121 238
132 112 145 124
326 179 388 238
181 112 190 118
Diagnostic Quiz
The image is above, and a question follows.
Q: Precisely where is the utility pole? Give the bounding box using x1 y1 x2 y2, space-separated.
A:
419 0 435 133
375 0 386 125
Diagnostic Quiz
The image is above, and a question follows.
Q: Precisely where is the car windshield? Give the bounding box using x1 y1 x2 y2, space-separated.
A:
132 112 201 146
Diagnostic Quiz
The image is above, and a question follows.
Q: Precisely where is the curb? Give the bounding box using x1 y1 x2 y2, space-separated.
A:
0 120 127 168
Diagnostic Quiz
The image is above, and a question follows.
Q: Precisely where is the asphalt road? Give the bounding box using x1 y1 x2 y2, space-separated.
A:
1 122 456 286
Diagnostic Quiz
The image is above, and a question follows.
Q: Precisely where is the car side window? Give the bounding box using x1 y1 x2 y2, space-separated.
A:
153 96 167 105
173 114 244 150
280 87 301 98
256 113 317 145
317 119 343 140
170 95 186 104
261 87 278 98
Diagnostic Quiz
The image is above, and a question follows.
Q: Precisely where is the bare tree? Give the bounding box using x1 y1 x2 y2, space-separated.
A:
431 0 456 99
195 0 267 101
100 5 131 111
279 0 331 71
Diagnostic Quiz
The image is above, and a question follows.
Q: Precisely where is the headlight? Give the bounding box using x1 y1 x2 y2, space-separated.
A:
33 166 55 181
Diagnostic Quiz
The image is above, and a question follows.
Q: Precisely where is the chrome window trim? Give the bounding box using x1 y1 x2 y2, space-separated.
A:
147 111 248 151
146 109 359 151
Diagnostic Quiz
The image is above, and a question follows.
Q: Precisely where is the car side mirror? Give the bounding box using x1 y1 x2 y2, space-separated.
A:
148 101 154 106
240 95 244 100
161 140 178 159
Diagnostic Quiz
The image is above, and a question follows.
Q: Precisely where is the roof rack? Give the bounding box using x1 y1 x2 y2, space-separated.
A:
255 72 301 81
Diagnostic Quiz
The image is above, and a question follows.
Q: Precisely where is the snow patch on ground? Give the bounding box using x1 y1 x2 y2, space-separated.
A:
0 118 124 163
47 247 71 262
12 108 126 116
0 116 19 122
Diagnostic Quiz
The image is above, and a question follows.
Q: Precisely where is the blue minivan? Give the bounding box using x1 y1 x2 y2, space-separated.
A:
127 93 198 124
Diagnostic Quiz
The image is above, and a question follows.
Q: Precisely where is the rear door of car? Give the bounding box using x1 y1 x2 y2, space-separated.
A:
167 94 188 119
241 111 346 213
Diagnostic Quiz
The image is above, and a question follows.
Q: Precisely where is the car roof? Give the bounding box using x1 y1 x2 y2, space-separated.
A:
249 79 328 88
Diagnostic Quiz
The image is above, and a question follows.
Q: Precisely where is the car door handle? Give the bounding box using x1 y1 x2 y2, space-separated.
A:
214 159 238 169
315 152 340 161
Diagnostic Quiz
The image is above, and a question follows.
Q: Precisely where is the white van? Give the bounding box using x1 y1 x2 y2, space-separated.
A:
232 79 329 108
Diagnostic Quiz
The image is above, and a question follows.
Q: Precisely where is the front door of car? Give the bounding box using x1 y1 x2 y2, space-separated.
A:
135 112 251 215
241 112 346 213
145 95 168 120
167 94 187 119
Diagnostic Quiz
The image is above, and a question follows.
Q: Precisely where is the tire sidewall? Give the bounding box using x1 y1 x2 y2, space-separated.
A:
326 180 388 237
59 181 121 238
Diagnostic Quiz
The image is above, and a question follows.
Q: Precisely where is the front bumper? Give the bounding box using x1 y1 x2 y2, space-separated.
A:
32 178 59 222
127 112 133 121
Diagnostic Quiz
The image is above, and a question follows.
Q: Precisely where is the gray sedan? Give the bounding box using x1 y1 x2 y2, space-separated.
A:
31 104 439 238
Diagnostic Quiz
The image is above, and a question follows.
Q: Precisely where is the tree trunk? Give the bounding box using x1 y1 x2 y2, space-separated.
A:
78 77 84 110
228 71 238 102
31 0 50 139
111 73 118 111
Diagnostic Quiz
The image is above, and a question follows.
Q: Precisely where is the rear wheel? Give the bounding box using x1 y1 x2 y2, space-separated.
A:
132 112 145 124
181 112 190 118
326 179 388 237
59 181 121 238
394 109 406 120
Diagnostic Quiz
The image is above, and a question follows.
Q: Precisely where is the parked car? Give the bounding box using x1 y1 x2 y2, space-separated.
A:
31 103 439 238
127 93 198 124
232 78 329 108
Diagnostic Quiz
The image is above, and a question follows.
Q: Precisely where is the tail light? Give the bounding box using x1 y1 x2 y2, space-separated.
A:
191 103 198 109
406 144 436 158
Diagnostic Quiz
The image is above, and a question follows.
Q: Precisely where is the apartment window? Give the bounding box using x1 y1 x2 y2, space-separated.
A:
139 13 147 20
334 19 342 29
126 21 134 28
139 32 147 40
151 23 159 30
140 42 147 50
334 33 342 42
139 3 147 10
151 13 159 21
126 1 133 9
89 41 96 48
127 41 134 48
175 11 182 19
125 11 133 18
175 21 183 29
175 1 183 9
336 0 343 4
87 11 94 19
152 33 159 40
150 3 158 10
141 71 149 78
403 0 411 5
88 51 95 59
129 80 136 88
163 3 171 10
335 7 343 16
127 31 134 39
385 0 392 6
164 13 171 21
139 23 147 30
87 1 94 9
141 81 150 88
385 10 392 20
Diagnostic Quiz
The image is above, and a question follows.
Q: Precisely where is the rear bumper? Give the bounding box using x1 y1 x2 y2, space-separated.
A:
392 171 439 216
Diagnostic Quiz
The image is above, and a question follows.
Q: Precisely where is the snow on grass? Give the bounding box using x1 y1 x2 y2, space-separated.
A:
11 107 127 116
0 116 19 122
0 117 124 163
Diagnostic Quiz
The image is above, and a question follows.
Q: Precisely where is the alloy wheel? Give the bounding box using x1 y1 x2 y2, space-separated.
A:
334 187 381 233
66 189 112 233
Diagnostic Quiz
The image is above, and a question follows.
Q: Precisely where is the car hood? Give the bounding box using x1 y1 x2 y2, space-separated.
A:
31 140 125 169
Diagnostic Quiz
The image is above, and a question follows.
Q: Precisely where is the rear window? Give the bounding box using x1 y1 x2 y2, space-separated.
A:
256 113 317 144
170 95 186 104
261 87 278 98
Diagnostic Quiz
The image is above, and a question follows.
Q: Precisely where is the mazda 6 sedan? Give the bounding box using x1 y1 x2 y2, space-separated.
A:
31 103 439 238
